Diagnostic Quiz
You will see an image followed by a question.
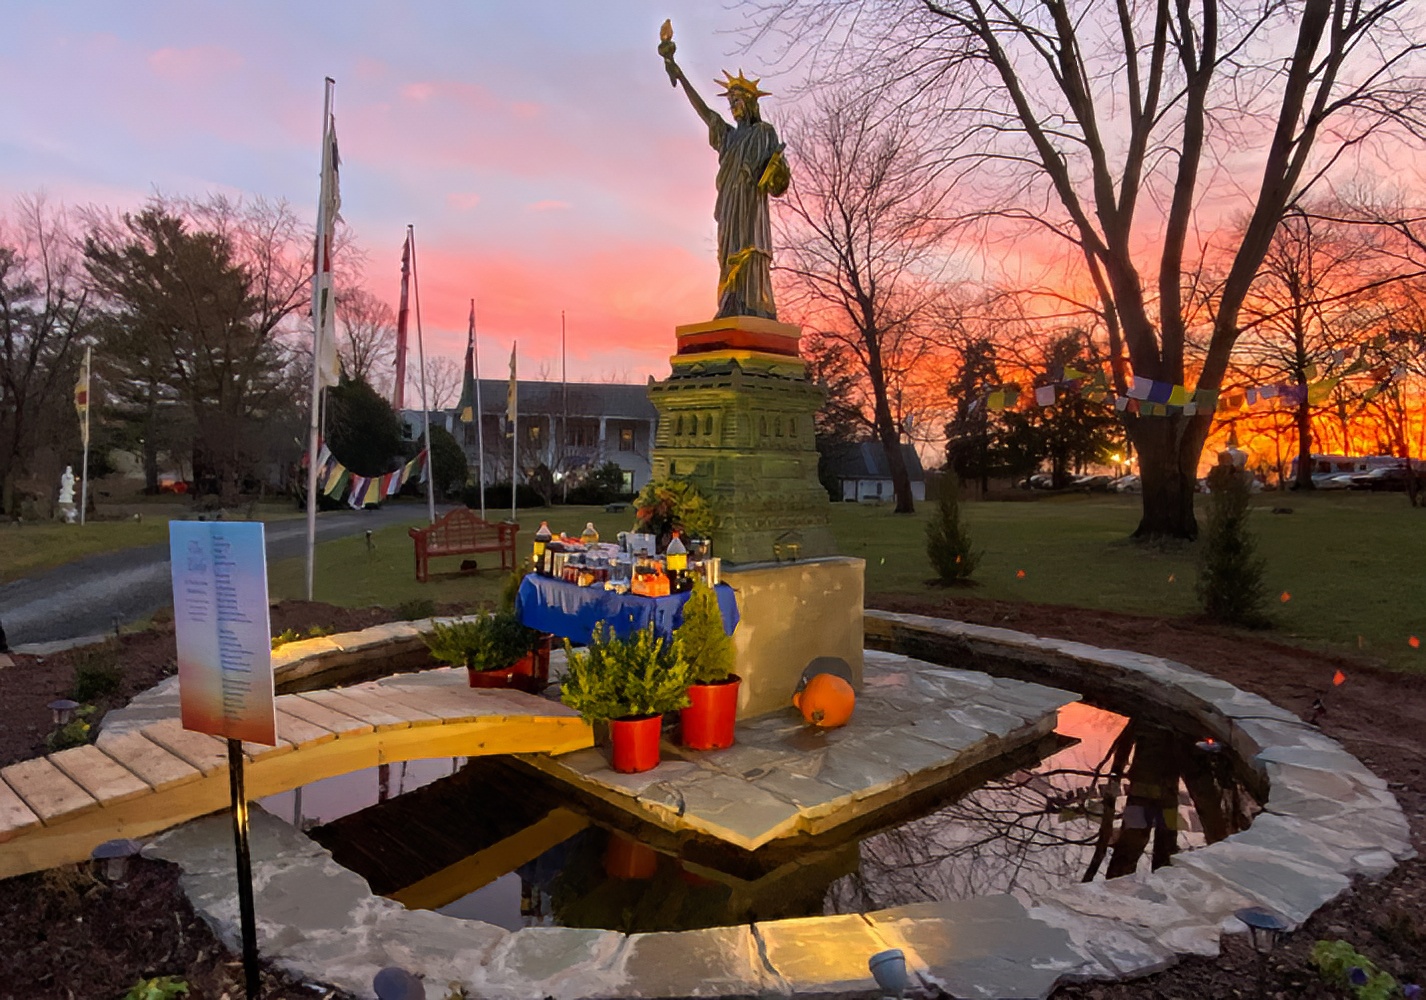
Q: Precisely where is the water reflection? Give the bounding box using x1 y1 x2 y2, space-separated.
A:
295 702 1258 932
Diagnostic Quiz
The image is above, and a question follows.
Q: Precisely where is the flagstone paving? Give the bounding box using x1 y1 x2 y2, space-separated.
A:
27 612 1419 999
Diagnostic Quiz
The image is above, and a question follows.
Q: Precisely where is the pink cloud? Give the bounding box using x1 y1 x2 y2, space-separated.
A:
146 45 242 82
526 200 569 212
446 192 481 211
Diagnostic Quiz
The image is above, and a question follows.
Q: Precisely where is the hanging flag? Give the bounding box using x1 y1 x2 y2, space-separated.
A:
458 302 477 423
311 104 342 389
507 343 518 428
1128 375 1152 400
1034 385 1056 407
74 349 90 447
393 234 410 411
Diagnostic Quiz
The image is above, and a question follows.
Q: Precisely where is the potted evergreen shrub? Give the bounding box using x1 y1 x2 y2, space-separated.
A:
559 623 693 773
673 580 739 750
423 611 545 691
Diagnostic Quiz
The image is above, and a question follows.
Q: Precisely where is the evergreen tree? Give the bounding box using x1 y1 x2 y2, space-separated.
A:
1196 463 1270 627
926 469 981 583
325 376 405 477
426 423 467 500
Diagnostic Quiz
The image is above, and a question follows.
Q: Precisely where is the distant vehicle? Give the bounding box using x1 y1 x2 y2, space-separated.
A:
1073 474 1113 491
1349 465 1424 491
1308 472 1355 490
1111 474 1141 493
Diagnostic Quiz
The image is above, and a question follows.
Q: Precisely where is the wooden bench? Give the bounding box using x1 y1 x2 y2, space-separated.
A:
409 508 519 582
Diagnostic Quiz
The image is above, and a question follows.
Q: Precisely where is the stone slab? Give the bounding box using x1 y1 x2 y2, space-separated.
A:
867 894 1084 1000
617 925 779 998
755 913 891 997
1171 841 1352 926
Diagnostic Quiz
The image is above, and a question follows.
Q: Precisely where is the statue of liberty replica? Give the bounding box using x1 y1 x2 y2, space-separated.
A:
659 24 790 320
649 22 836 567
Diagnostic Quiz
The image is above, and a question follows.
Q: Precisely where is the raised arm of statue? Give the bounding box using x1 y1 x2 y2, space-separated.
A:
659 21 724 133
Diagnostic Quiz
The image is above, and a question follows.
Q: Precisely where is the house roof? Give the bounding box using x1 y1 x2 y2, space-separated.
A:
826 441 926 481
463 379 657 419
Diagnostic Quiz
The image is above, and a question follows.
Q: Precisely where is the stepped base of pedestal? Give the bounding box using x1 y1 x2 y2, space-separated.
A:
722 556 865 719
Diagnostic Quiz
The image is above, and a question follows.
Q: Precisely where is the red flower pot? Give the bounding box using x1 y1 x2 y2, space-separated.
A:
467 635 552 693
609 713 663 773
680 675 741 750
603 833 659 880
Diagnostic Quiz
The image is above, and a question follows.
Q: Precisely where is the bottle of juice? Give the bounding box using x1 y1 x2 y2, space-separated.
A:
533 521 552 573
581 521 600 545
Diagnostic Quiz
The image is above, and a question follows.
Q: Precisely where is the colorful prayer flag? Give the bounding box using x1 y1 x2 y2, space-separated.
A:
311 102 342 389
393 234 410 411
458 302 477 423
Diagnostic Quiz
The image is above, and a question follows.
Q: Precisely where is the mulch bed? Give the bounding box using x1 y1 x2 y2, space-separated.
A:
0 595 1422 998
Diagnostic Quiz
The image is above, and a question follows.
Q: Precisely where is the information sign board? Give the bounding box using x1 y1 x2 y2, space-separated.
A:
169 521 277 746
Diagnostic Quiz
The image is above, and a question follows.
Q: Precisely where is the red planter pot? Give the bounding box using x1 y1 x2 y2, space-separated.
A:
466 635 553 693
680 675 741 750
609 714 663 773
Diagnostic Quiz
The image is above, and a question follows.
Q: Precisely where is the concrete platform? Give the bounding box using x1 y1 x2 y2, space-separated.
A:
518 651 1077 850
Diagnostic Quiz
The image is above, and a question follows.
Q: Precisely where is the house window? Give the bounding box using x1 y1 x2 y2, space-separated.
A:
621 470 634 492
528 424 542 443
619 427 634 451
703 415 713 436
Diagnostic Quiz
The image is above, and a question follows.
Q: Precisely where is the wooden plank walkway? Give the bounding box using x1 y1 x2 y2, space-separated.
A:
0 675 592 879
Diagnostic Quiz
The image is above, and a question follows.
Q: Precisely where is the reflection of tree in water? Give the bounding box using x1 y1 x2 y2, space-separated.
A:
826 709 1256 914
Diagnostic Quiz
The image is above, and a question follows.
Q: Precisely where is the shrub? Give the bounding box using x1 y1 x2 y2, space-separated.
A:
1311 939 1407 1000
560 623 692 723
424 612 538 672
1196 464 1269 627
925 470 981 583
673 581 736 684
72 643 124 702
271 625 333 650
394 597 437 621
464 481 546 510
123 977 190 1000
564 461 631 506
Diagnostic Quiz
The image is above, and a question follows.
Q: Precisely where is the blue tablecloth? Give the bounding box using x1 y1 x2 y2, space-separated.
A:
516 575 739 645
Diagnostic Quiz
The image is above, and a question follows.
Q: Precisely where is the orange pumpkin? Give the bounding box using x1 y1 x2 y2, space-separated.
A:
793 673 856 728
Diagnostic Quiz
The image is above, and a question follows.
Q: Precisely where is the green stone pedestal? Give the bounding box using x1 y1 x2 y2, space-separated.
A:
647 316 835 566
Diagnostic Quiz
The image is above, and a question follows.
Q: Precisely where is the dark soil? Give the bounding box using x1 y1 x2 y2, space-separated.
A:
0 596 1422 998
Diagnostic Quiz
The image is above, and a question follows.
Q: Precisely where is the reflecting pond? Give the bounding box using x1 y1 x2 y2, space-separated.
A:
264 701 1259 933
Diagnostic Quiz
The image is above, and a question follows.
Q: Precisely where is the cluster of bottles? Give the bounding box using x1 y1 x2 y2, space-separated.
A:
529 522 717 597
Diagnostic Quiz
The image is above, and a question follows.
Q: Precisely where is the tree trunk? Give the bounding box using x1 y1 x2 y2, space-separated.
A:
1294 396 1314 490
1127 415 1209 540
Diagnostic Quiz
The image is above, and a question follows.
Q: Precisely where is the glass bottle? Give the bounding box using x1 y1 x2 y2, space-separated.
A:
581 521 600 545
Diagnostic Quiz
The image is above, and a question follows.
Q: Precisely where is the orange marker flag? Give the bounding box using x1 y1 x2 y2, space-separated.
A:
1411 636 1420 649
1280 591 1291 603
1332 669 1347 686
1016 569 1026 579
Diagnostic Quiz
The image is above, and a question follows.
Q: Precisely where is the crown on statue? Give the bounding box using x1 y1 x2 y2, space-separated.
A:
716 69 771 100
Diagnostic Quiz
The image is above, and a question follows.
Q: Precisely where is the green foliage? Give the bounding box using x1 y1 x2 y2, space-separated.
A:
673 581 736 684
498 565 533 614
560 623 693 723
426 424 468 500
270 624 333 650
925 470 981 583
1196 465 1270 627
326 376 406 479
633 478 715 547
122 976 190 1000
72 643 124 701
424 612 538 671
1311 939 1405 1000
394 597 437 621
46 704 95 752
565 461 632 505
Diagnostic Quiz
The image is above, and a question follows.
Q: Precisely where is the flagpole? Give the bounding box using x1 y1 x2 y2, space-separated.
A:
510 342 518 525
473 299 486 521
304 77 335 602
79 344 91 526
410 225 435 524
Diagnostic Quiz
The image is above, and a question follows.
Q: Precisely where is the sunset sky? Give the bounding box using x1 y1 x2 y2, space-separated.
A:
0 2 779 382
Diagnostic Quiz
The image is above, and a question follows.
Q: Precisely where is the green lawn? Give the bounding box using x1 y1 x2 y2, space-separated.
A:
10 491 1420 674
0 502 302 584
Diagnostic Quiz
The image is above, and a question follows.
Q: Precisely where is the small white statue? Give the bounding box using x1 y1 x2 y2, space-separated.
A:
59 466 76 506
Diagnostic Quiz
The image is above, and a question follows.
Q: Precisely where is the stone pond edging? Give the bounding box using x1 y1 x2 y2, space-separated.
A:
138 612 1414 1000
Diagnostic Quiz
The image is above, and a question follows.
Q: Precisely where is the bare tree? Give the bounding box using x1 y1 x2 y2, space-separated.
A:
0 195 92 515
335 288 397 396
776 89 956 513
747 0 1426 538
414 354 461 411
1234 207 1405 489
